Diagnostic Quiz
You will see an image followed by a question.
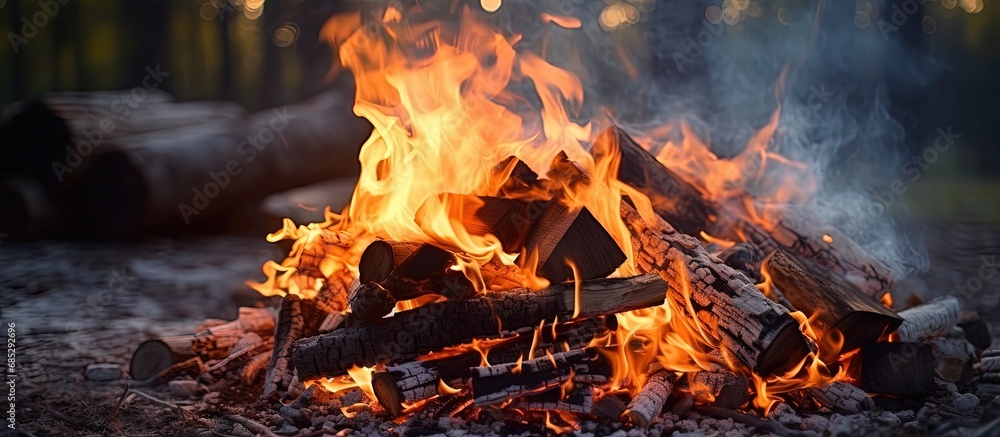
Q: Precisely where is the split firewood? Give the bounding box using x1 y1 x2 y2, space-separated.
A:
378 243 477 301
242 351 273 385
981 353 1000 382
371 317 611 415
450 194 537 254
490 156 541 198
130 337 197 381
807 382 874 414
764 250 902 362
261 295 324 402
293 274 666 380
142 357 205 385
510 384 596 413
619 202 809 376
686 367 750 409
191 307 275 358
895 296 960 343
470 347 613 406
860 342 935 396
201 338 275 386
592 394 628 420
594 125 894 300
399 390 475 430
623 365 675 428
315 274 351 314
520 201 627 283
295 230 354 277
358 240 421 283
318 312 347 333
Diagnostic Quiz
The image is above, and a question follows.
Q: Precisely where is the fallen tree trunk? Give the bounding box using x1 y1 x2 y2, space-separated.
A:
619 202 810 376
594 125 894 300
895 296 960 343
292 274 666 380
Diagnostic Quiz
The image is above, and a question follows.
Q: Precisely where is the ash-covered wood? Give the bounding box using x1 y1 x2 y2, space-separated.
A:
895 296 960 343
510 384 595 413
261 295 323 402
470 347 612 406
861 342 935 396
370 317 611 415
619 202 809 376
931 335 975 387
358 240 420 284
808 382 874 414
764 250 902 362
687 367 750 409
594 125 894 300
623 365 675 428
292 274 665 380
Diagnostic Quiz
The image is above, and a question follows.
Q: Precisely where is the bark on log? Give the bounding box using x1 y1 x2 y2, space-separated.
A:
370 317 611 415
623 365 674 428
895 296 960 343
470 347 613 406
262 295 324 402
808 382 874 414
293 274 665 380
716 242 765 284
594 125 894 300
74 84 372 237
347 282 397 322
619 202 809 376
764 250 902 362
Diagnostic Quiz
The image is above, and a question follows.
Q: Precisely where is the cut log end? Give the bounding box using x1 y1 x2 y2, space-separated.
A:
372 371 407 417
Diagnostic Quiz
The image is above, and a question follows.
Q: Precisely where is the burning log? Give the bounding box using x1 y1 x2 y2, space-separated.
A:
521 201 627 283
347 282 397 322
358 240 421 283
490 156 540 198
687 367 751 409
716 243 765 284
295 230 354 277
860 342 935 396
592 394 628 420
807 382 874 414
594 125 894 300
292 274 666 380
623 365 675 428
470 347 613 406
895 296 960 343
619 202 810 376
191 307 275 358
763 250 902 362
370 317 611 416
261 295 325 402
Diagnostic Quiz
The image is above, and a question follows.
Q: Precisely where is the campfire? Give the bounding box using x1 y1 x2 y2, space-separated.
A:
128 3 987 435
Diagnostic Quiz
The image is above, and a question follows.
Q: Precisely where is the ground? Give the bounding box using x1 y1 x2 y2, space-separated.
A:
2 218 1000 436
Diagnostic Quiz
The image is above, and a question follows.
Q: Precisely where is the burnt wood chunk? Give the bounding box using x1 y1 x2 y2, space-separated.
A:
861 342 935 396
378 243 473 301
716 242 765 284
358 240 420 284
959 317 992 351
520 203 627 284
347 282 397 322
808 382 874 414
764 250 902 362
623 365 675 428
292 274 666 380
895 296 960 343
470 347 613 406
447 194 536 253
262 295 324 401
490 156 540 197
620 202 809 376
686 367 750 409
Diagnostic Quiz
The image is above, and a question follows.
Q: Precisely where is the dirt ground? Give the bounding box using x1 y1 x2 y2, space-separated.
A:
2 219 1000 436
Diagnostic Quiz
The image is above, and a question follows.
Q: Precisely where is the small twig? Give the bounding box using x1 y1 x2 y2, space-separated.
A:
104 383 132 427
226 415 280 437
130 389 186 420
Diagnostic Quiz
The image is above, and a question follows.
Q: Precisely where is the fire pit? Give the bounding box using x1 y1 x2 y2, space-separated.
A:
6 1 1000 436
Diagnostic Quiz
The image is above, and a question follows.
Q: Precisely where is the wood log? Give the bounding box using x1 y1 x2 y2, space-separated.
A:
151 357 206 383
294 229 354 278
470 347 613 406
130 337 196 381
292 274 665 380
958 315 992 351
808 382 874 414
370 317 611 415
377 243 474 301
895 296 960 343
764 250 902 362
191 307 275 358
520 202 627 283
347 282 397 322
594 125 894 300
860 342 935 396
261 295 324 402
450 194 537 254
201 338 275 386
358 240 420 284
398 390 475 430
931 335 975 388
623 365 675 428
490 156 540 198
686 367 750 409
592 394 628 421
619 202 809 376
74 84 372 237
716 242 764 284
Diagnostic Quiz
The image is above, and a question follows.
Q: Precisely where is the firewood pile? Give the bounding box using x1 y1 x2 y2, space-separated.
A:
123 126 997 435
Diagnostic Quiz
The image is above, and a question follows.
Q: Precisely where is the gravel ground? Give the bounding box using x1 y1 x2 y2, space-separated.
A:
2 218 1000 436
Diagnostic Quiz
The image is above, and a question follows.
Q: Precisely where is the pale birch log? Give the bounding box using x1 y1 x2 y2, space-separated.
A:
623 365 674 428
896 296 960 343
